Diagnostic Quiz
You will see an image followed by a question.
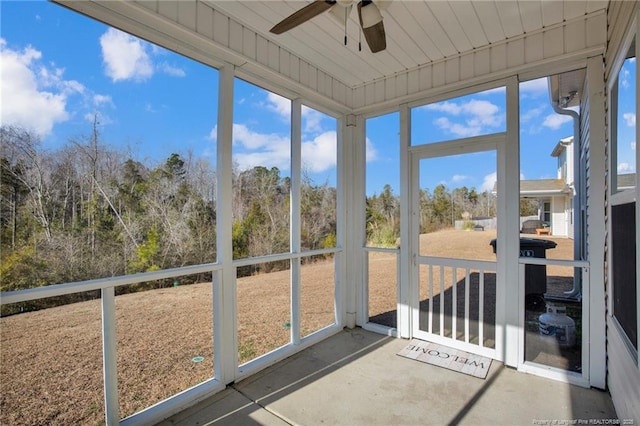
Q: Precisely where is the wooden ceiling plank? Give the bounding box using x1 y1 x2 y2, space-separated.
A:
563 0 587 20
427 0 473 53
472 1 506 44
213 1 380 86
254 1 402 82
541 1 564 27
517 1 543 34
449 0 489 49
410 1 459 57
585 1 609 14
495 1 525 38
385 2 443 61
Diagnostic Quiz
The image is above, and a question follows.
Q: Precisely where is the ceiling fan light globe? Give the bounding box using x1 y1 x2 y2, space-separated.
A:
329 3 353 24
361 3 383 27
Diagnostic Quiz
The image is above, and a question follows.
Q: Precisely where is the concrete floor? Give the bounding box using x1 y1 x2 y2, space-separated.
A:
160 328 617 426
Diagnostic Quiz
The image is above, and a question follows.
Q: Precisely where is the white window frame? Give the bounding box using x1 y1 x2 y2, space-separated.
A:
606 14 639 367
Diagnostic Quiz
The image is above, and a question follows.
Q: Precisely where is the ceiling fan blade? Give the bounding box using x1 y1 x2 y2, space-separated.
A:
270 1 337 35
357 1 386 53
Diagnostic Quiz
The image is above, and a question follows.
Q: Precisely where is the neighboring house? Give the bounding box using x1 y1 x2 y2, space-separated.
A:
520 136 575 238
616 173 637 191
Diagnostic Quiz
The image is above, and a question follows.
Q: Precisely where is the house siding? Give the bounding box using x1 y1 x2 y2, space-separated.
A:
551 196 566 237
580 76 591 262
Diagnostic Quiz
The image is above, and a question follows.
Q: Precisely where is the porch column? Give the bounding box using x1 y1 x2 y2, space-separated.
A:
398 103 411 338
290 98 302 345
501 76 521 367
215 63 237 385
342 114 365 328
586 54 607 389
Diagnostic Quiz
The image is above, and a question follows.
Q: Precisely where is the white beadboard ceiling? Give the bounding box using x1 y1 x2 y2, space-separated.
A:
208 0 608 89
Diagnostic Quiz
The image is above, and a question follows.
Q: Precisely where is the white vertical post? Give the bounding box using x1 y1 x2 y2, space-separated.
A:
353 115 366 327
398 103 412 338
479 271 485 347
501 76 520 366
290 98 302 345
101 287 118 426
452 267 457 339
343 114 364 328
212 269 220 380
464 270 470 343
216 63 237 384
439 267 445 336
586 55 607 388
336 115 349 327
363 252 370 323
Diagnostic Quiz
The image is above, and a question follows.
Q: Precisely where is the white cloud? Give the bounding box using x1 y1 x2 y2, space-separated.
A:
423 98 503 137
231 123 290 171
632 141 636 151
425 100 462 115
266 92 290 119
302 106 325 133
99 29 186 82
521 105 546 123
232 123 288 149
520 77 549 95
480 172 497 192
618 162 633 173
158 62 186 77
100 28 153 82
93 94 113 107
1 38 116 138
208 121 375 173
234 150 290 172
83 111 113 126
302 131 337 173
433 117 481 138
264 92 326 133
620 69 631 89
452 174 468 183
365 137 378 162
0 39 74 136
623 112 636 127
542 113 572 130
208 125 218 141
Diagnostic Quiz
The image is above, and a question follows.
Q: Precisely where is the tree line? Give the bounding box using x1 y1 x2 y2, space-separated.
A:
366 182 537 247
0 123 534 314
0 124 336 314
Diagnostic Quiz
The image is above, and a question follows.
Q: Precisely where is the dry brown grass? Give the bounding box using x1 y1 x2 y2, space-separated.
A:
0 229 574 425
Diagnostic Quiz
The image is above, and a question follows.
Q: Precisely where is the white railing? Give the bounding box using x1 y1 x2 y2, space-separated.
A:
416 256 497 358
1 263 222 426
0 247 341 425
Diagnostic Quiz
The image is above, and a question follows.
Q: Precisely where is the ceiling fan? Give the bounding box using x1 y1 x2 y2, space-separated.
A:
270 0 388 53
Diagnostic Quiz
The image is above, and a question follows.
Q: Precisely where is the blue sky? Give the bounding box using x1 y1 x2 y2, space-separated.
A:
1 1 636 196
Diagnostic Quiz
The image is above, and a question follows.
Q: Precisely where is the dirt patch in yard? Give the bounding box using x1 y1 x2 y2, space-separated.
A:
0 229 575 425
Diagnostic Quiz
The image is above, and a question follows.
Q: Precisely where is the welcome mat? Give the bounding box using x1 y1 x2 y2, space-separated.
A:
397 339 492 379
